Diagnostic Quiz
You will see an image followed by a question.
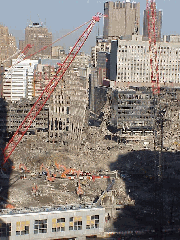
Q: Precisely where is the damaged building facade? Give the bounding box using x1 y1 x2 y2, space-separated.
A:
0 98 49 142
48 66 88 150
0 53 90 152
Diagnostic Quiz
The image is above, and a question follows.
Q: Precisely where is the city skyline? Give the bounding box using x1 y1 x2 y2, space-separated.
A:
0 0 179 54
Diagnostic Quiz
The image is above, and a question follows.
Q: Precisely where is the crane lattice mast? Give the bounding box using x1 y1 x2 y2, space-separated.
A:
147 0 160 95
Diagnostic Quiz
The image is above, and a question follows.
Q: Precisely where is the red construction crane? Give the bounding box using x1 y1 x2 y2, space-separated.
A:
2 13 103 165
146 0 160 95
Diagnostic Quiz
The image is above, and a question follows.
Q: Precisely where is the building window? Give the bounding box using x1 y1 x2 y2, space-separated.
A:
52 218 65 232
0 223 11 237
67 107 69 114
16 221 29 235
34 219 47 234
69 217 82 231
86 215 99 229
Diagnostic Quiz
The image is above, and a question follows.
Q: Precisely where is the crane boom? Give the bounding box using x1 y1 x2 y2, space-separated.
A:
4 44 32 79
3 13 103 164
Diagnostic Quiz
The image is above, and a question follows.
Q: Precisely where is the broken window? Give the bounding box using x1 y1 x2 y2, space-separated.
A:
69 217 82 231
55 119 58 130
52 218 65 232
67 107 69 114
16 221 29 235
59 121 62 130
86 215 99 229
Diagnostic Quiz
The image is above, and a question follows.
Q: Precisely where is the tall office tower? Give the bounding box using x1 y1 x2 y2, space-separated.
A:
0 25 17 67
143 3 162 41
24 23 52 59
103 0 140 39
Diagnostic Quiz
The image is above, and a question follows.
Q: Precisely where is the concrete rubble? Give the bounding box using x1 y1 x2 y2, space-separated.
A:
0 71 180 231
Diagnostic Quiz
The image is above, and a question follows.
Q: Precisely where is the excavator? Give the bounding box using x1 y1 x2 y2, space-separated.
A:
55 162 84 195
55 162 78 178
19 163 30 173
39 163 56 182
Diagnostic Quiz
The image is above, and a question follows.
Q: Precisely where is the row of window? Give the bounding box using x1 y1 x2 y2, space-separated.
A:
119 45 180 51
0 215 100 237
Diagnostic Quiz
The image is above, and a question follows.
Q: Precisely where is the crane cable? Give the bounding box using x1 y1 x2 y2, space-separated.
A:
2 48 21 64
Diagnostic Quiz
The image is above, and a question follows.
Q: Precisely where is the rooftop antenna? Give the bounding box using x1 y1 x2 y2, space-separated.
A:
30 12 32 25
38 14 43 26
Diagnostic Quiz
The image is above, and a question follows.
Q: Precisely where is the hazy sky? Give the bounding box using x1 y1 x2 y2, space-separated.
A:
0 0 179 54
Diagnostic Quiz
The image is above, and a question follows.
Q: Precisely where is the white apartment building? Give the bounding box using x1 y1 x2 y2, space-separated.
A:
110 35 180 87
3 59 38 101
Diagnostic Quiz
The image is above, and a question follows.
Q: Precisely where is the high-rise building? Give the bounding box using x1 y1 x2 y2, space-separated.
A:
3 59 38 101
0 63 4 97
110 35 180 88
143 2 162 41
24 23 52 59
103 1 140 39
97 51 110 85
19 40 26 51
0 25 17 67
91 36 111 67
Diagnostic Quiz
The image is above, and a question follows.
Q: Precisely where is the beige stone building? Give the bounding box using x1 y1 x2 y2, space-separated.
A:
51 46 65 59
22 23 52 59
19 40 26 51
103 1 140 39
0 64 4 97
0 25 17 67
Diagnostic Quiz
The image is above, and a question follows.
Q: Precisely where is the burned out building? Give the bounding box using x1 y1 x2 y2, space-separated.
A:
48 66 88 150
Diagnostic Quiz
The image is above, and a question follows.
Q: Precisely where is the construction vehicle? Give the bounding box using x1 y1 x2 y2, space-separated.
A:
39 163 56 182
95 178 115 206
92 175 109 181
32 183 39 196
2 12 103 166
19 163 30 173
55 162 84 195
55 162 78 179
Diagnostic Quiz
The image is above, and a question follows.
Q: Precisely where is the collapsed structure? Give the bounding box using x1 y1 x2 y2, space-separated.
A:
0 2 180 239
